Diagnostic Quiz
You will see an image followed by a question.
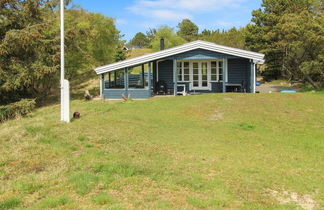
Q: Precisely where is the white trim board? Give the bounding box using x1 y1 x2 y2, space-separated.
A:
95 40 265 74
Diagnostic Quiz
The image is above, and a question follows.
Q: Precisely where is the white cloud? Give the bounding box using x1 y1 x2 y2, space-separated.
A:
150 9 191 21
116 18 128 25
128 0 246 17
126 0 247 28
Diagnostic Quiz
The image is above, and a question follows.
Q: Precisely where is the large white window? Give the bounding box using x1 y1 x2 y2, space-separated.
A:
177 61 190 82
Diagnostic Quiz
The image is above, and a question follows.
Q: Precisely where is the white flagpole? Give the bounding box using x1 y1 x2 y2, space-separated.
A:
60 0 70 123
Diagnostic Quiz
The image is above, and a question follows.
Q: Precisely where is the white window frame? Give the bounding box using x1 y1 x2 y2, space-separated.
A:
177 61 190 82
177 59 228 91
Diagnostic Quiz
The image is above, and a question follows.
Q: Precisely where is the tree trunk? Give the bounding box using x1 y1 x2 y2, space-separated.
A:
304 74 320 90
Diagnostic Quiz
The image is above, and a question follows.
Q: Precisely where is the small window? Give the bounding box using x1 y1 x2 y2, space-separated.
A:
210 61 223 82
177 62 183 81
218 61 223 81
211 61 217 82
177 61 190 82
183 62 189 82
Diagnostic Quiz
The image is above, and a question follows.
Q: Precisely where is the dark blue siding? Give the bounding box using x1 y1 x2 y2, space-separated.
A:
128 89 152 98
103 89 127 99
177 82 223 94
103 89 152 99
212 82 223 92
158 60 174 93
228 58 250 92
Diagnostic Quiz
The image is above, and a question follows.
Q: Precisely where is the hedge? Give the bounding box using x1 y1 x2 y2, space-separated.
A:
0 99 36 122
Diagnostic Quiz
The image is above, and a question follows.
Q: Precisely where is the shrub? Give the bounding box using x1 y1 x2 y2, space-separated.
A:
0 99 36 122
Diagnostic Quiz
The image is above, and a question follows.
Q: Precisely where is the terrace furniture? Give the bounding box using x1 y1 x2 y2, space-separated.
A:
226 83 243 92
155 80 168 95
177 84 186 96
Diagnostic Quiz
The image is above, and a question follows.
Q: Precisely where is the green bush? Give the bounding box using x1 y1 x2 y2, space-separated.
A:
0 99 36 122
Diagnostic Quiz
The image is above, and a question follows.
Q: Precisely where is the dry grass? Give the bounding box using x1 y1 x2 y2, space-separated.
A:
0 93 323 209
127 48 153 59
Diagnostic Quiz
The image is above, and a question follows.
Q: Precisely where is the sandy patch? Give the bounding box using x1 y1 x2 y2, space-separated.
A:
267 189 319 210
209 111 224 121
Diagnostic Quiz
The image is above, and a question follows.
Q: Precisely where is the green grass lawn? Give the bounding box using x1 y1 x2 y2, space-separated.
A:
0 93 323 209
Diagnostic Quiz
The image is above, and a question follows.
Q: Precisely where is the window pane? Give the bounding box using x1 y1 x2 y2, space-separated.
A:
177 67 182 76
115 70 125 88
211 68 217 74
219 74 223 81
193 68 198 74
110 72 115 87
193 81 199 87
128 65 145 88
211 61 217 68
184 68 189 74
202 81 208 87
177 62 183 81
106 69 124 89
184 75 190 81
211 75 217 81
143 63 149 87
193 62 198 69
104 73 109 89
219 61 223 68
193 75 198 80
184 62 189 68
202 68 208 75
202 62 207 71
202 75 207 80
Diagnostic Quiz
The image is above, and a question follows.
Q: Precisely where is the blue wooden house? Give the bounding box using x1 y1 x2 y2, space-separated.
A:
94 40 265 99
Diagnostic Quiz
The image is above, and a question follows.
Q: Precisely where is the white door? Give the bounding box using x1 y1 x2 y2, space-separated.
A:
191 61 210 90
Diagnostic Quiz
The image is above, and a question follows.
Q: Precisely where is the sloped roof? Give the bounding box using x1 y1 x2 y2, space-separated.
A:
94 40 265 74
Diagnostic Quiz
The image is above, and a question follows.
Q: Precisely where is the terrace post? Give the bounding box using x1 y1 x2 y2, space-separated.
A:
173 59 177 96
222 58 226 93
124 67 128 95
100 74 104 99
250 61 256 93
253 62 256 93
148 62 151 95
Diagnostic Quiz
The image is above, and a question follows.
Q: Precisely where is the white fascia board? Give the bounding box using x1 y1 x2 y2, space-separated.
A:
95 41 265 74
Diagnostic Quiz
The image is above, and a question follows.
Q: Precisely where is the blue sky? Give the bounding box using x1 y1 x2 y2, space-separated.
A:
72 0 262 41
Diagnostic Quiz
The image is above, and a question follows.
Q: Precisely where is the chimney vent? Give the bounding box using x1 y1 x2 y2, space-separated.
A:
160 38 164 50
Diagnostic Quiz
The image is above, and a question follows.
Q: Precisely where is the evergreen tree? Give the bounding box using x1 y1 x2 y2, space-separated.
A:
177 19 199 42
114 45 127 62
246 0 324 88
199 27 246 49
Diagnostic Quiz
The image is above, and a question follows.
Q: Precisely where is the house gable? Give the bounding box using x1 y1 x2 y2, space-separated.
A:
94 40 265 74
166 48 238 60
